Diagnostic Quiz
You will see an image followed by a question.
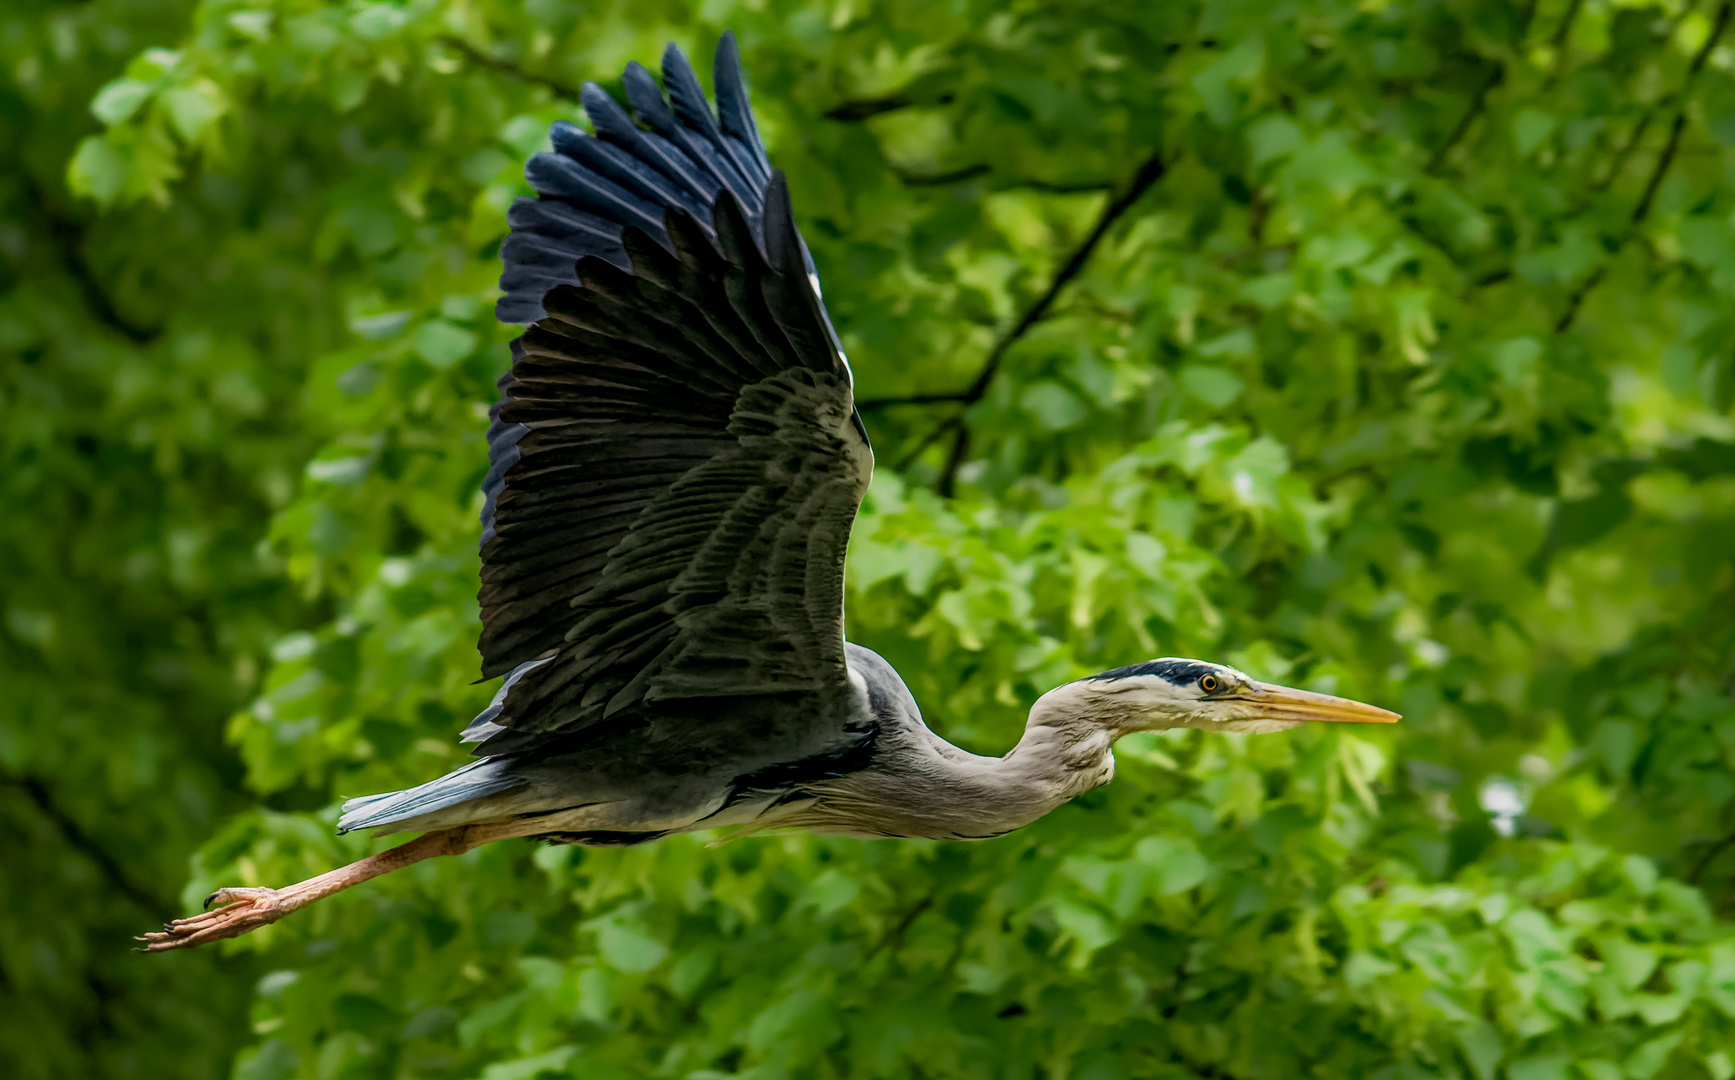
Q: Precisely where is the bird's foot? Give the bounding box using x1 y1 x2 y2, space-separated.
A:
134 826 507 955
136 887 289 952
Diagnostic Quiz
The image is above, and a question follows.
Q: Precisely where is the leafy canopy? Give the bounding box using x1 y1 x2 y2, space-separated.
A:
3 0 1735 1077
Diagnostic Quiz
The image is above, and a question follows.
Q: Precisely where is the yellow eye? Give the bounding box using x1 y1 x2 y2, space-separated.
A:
1200 674 1219 692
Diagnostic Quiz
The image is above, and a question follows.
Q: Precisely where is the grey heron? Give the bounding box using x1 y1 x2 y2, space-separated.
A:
140 35 1397 953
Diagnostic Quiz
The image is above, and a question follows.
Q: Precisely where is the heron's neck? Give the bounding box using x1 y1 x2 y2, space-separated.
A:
784 663 1132 841
999 717 1117 799
912 687 1130 833
1000 680 1132 789
823 713 1113 841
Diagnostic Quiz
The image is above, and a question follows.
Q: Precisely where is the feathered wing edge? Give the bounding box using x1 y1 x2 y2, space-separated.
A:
481 31 846 557
495 32 775 326
472 176 865 753
483 36 776 550
477 36 854 678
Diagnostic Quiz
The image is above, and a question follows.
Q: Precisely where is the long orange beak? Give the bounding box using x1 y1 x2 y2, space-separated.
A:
1238 681 1401 724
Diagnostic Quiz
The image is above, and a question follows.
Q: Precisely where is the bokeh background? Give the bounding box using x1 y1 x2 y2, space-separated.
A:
4 0 1735 1077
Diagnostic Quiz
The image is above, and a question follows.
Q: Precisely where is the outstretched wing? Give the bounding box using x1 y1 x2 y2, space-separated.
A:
470 36 872 761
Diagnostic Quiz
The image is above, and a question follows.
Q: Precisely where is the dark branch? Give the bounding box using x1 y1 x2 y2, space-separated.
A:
891 163 1116 194
1628 110 1689 226
1544 0 1588 85
20 173 159 344
1690 829 1735 884
1558 0 1730 332
859 391 974 409
894 164 991 187
1015 178 1119 195
825 91 914 122
1247 184 1270 244
936 423 971 498
1427 60 1504 173
864 892 937 961
6 771 172 917
826 90 958 122
884 893 935 951
1591 112 1654 192
1630 0 1730 224
894 413 964 472
876 148 1168 485
1554 265 1606 332
1551 0 1586 47
863 147 1166 422
1426 0 1541 172
438 35 583 102
957 148 1168 406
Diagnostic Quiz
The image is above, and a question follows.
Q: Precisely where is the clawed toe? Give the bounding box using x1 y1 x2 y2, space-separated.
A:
136 887 287 952
136 827 484 956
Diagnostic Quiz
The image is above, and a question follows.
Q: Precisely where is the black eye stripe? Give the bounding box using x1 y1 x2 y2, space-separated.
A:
1086 659 1218 684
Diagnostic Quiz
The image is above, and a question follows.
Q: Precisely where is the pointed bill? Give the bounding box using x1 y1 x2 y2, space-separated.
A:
1238 682 1401 724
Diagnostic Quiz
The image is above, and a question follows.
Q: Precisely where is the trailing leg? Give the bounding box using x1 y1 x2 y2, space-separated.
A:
137 821 530 952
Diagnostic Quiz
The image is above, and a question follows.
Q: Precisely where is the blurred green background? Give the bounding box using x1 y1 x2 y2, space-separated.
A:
4 0 1735 1077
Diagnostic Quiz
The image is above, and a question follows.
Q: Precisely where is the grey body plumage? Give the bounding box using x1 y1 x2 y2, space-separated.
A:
338 641 1102 843
140 34 1397 952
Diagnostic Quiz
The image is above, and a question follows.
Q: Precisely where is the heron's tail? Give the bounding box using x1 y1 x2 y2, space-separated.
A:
337 758 526 834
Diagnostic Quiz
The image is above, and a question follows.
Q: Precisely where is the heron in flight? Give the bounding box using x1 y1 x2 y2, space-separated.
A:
141 35 1397 952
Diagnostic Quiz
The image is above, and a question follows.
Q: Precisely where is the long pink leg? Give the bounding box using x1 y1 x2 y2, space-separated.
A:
137 820 536 952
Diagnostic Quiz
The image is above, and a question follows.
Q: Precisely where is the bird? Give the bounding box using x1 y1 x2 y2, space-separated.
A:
139 34 1398 952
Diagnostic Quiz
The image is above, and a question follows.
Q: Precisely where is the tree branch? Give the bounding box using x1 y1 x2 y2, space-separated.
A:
864 892 937 962
1426 0 1542 172
1019 178 1119 195
861 391 974 409
20 173 159 345
825 90 956 123
1591 112 1655 192
893 413 965 471
438 35 583 102
1543 0 1587 84
1690 828 1735 885
1554 265 1606 332
1558 0 1730 332
936 423 971 497
894 164 991 187
1628 112 1689 226
1629 0 1730 224
825 91 914 122
1427 60 1505 173
889 163 1116 194
867 148 1168 419
957 148 1167 406
871 147 1168 485
1632 2 1727 200
1551 0 1586 48
5 771 172 917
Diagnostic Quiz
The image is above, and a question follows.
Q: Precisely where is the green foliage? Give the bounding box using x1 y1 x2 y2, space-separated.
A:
5 0 1735 1076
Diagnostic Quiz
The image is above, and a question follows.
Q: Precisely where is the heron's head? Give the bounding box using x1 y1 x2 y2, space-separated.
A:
1035 658 1400 736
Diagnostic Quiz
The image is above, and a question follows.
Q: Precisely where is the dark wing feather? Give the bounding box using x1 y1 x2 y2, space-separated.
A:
476 36 871 761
